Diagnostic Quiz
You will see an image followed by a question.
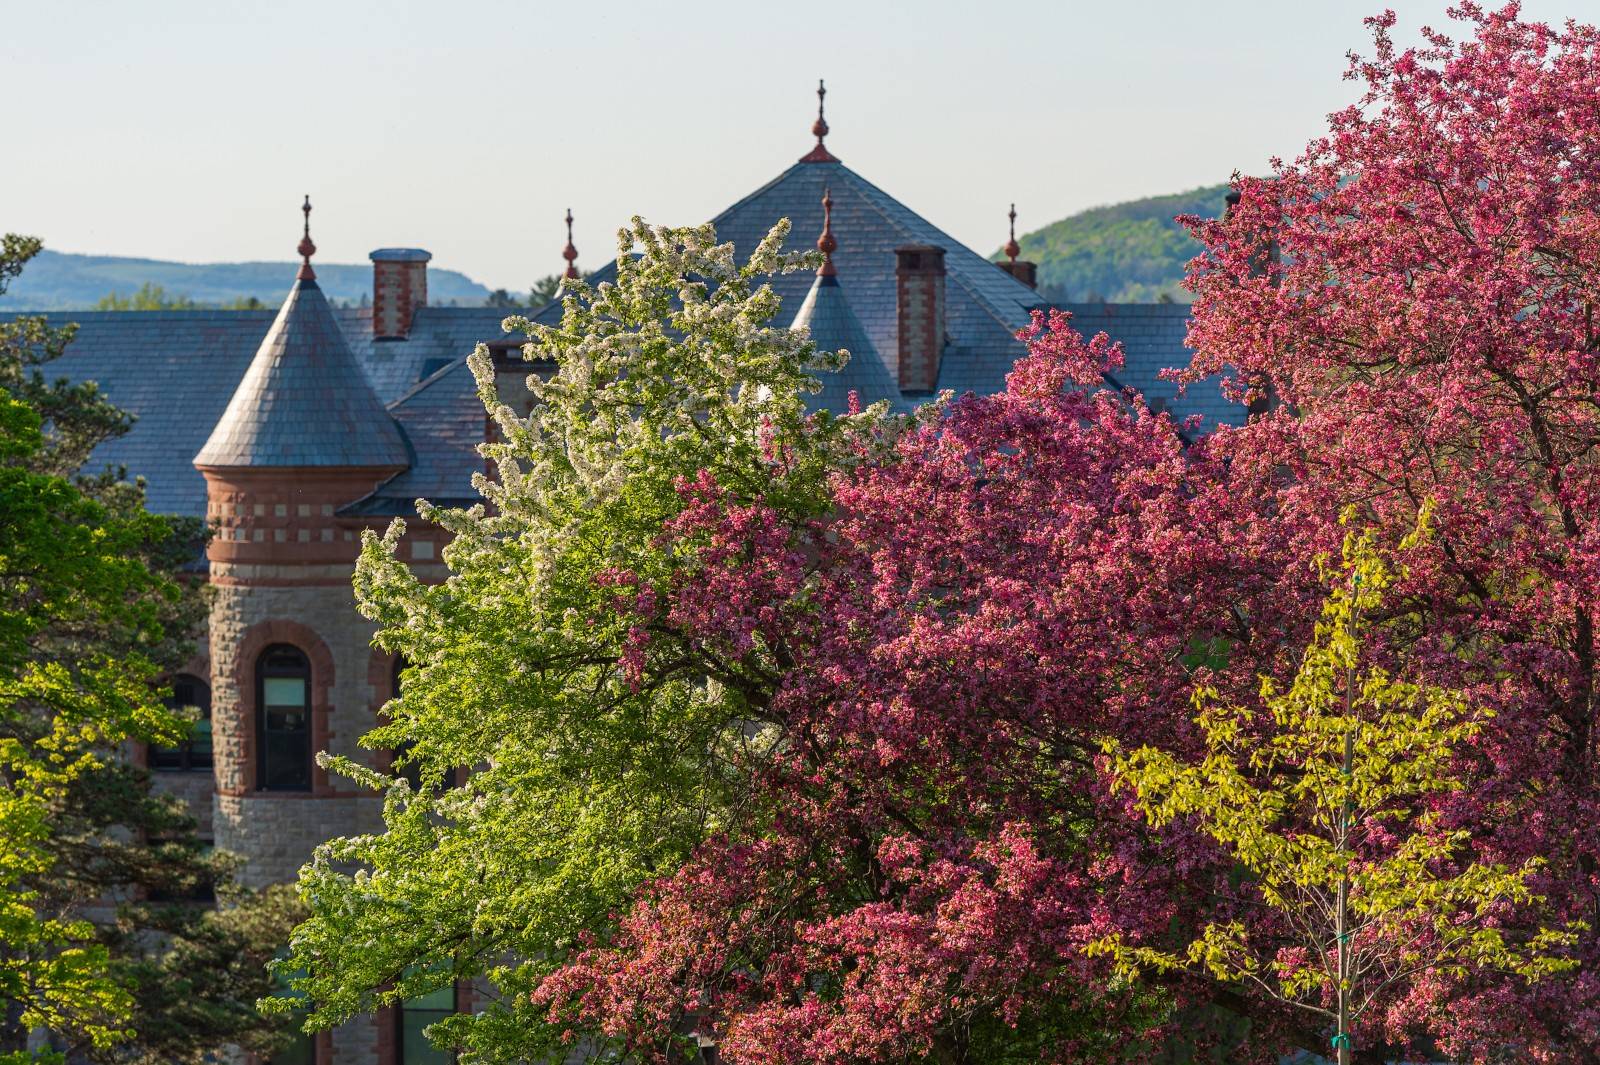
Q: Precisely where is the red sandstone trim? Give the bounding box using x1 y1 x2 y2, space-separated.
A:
198 466 403 568
210 575 366 588
373 1001 397 1065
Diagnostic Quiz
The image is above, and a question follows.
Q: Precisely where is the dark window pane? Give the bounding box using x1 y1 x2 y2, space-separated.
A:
152 673 212 772
398 986 455 1065
257 646 311 792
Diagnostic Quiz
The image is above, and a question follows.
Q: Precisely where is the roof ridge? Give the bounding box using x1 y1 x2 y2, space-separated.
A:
387 354 474 410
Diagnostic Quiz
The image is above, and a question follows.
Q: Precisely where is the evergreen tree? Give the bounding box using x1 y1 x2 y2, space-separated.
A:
0 234 302 1063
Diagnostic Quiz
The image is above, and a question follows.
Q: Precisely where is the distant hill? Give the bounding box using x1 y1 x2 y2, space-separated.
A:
0 249 494 310
1002 184 1231 304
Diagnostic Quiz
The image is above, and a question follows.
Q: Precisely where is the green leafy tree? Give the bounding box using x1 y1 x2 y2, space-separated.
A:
93 284 266 312
483 274 563 311
1004 184 1229 305
0 236 181 1059
93 283 197 312
528 273 561 309
1 235 301 1063
1096 515 1579 1064
272 218 864 1063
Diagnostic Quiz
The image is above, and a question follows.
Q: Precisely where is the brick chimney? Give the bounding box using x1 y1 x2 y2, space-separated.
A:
370 248 430 339
996 259 1037 288
894 245 946 394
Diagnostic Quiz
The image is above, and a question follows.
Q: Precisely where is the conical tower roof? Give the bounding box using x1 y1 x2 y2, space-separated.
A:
790 188 902 412
194 199 409 470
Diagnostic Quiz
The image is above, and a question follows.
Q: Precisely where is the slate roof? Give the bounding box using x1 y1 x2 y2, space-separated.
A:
343 358 486 515
0 303 515 516
1064 302 1243 434
540 160 1042 400
541 158 1239 432
194 276 410 469
8 156 1236 521
789 271 904 414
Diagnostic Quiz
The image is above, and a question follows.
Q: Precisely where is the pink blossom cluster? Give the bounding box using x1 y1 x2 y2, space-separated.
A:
538 5 1600 1060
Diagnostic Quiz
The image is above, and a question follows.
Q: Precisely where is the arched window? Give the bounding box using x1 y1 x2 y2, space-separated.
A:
151 673 212 772
396 986 455 1065
256 645 312 792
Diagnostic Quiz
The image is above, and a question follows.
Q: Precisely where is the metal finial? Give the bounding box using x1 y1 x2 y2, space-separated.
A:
817 187 837 277
297 194 317 281
799 78 840 163
1004 203 1021 265
562 208 579 280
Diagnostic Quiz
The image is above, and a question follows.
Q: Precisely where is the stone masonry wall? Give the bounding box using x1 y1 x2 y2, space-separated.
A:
209 573 389 889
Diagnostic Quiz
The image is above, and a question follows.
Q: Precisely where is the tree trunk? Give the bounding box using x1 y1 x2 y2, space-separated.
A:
1335 586 1358 1065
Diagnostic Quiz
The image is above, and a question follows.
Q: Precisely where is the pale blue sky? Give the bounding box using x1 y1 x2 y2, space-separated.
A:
1 0 1584 290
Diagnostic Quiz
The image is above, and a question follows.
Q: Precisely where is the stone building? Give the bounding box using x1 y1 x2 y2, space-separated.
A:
7 90 1236 1065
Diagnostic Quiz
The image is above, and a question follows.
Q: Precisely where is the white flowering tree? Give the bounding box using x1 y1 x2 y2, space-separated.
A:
268 219 881 1063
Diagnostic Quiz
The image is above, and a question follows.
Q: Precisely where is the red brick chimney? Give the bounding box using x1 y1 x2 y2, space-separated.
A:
370 248 430 339
894 244 946 394
997 259 1037 288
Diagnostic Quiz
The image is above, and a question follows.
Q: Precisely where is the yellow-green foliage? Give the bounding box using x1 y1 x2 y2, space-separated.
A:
1095 512 1579 1041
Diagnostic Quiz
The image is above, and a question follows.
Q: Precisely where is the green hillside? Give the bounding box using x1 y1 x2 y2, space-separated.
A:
0 249 493 310
1002 184 1231 304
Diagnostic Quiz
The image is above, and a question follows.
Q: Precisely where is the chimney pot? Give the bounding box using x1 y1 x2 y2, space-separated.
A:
996 260 1038 289
370 247 431 339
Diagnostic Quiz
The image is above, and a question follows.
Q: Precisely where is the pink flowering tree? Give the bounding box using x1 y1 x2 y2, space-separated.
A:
532 313 1299 1063
1178 4 1600 1058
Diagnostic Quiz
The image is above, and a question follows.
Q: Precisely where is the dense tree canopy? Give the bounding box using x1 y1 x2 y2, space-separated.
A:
283 5 1600 1064
0 235 302 1064
278 219 858 1062
1178 4 1600 1057
1102 517 1576 1065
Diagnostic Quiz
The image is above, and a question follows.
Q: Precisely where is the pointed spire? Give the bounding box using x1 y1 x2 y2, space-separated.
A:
1004 203 1021 264
816 188 838 277
562 208 580 281
194 232 408 470
790 186 899 413
297 195 317 281
790 181 913 411
799 79 840 164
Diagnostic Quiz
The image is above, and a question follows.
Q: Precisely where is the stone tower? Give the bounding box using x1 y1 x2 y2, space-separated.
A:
193 198 409 899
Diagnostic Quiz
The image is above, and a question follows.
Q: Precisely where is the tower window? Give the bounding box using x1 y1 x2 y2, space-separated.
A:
256 644 312 792
151 673 212 772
